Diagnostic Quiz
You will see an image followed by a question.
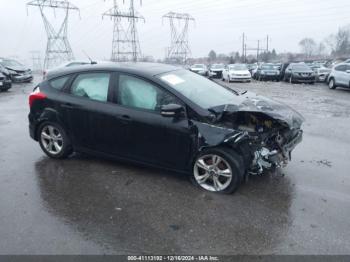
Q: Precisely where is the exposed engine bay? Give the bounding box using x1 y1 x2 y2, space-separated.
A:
220 111 303 175
195 95 304 176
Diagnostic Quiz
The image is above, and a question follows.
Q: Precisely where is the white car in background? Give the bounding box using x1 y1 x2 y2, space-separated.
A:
189 64 208 76
222 64 251 82
327 63 350 90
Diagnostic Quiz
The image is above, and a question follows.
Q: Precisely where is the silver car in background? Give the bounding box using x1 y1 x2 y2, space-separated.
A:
189 64 208 76
315 67 331 82
328 63 350 89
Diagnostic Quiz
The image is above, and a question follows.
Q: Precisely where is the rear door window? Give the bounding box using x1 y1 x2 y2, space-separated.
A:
71 72 110 102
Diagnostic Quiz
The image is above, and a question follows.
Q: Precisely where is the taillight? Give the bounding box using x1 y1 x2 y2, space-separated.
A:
29 87 47 107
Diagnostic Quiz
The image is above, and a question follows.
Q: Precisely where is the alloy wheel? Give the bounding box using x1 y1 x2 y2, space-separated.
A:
329 79 334 89
194 154 233 192
40 125 63 155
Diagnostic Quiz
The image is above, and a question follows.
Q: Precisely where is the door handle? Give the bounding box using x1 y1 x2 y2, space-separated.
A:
119 115 132 125
61 103 75 109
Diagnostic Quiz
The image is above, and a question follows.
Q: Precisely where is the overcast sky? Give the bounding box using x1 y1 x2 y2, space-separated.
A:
1 0 350 65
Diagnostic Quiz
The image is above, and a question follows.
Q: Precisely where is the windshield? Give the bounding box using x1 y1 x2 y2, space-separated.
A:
292 64 310 70
192 64 205 69
261 64 275 70
1 59 23 67
158 70 237 109
211 64 224 69
229 64 247 70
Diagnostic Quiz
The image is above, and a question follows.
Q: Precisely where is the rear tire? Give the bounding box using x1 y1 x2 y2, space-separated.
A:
191 147 244 194
38 122 72 159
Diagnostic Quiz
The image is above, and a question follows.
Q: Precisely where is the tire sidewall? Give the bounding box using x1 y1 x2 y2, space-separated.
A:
191 147 244 194
37 121 72 159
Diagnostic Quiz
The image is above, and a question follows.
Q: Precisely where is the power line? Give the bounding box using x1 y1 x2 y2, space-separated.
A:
103 0 145 62
244 34 271 61
30 50 43 72
26 0 80 69
162 12 195 64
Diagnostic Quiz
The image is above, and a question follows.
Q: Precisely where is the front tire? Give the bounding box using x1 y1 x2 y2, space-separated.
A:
289 76 294 84
328 78 336 89
38 122 72 159
191 147 244 194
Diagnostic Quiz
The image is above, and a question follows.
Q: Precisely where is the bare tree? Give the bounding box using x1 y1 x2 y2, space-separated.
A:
325 25 350 58
208 50 217 62
317 42 327 58
299 38 317 58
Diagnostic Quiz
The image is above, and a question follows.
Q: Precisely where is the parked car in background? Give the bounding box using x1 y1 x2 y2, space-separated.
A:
189 64 208 76
222 64 251 82
283 63 316 84
0 71 12 92
208 64 225 79
254 63 280 81
315 67 331 82
247 64 257 75
327 63 350 90
273 63 282 70
0 64 12 91
279 63 290 81
43 60 101 79
0 57 33 83
28 63 303 194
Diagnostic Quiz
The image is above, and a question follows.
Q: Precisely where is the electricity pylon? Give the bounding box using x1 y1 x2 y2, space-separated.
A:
162 12 195 64
103 0 145 62
27 0 80 69
30 50 43 72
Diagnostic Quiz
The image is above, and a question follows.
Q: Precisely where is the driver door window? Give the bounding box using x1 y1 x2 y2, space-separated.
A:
117 74 178 112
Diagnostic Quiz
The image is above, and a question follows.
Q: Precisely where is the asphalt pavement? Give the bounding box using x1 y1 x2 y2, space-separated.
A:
0 77 349 255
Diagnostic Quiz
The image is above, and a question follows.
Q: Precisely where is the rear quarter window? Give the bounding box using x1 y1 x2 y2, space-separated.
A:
335 65 346 71
49 76 70 90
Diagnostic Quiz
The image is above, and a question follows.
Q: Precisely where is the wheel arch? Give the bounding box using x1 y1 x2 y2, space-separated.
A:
34 108 69 141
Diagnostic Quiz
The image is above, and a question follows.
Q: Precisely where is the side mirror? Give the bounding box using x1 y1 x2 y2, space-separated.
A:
160 104 184 117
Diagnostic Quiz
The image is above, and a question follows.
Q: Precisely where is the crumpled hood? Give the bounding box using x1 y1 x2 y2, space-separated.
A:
210 91 304 129
6 65 27 72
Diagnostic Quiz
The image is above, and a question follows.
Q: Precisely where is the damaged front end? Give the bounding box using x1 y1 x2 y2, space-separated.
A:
194 92 304 175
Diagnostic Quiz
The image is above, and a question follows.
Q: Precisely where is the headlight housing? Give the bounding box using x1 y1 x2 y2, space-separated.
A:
261 71 266 75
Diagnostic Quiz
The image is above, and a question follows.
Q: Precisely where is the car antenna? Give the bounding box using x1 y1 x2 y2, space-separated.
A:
83 50 97 65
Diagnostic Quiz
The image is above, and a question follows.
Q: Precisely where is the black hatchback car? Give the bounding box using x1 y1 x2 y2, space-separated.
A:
29 63 303 194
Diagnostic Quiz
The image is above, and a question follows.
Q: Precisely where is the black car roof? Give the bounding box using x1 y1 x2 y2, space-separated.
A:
46 62 181 80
